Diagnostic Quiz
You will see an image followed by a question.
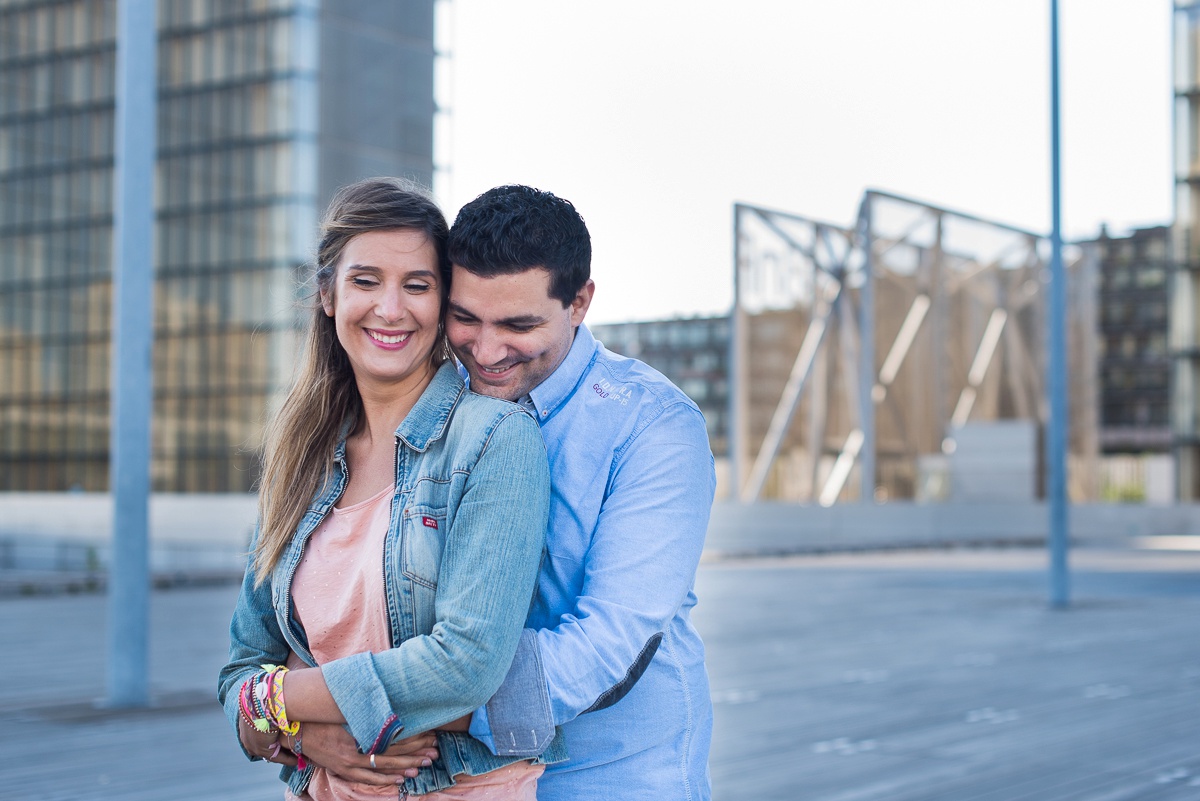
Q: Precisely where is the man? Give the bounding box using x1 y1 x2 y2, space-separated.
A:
445 185 717 799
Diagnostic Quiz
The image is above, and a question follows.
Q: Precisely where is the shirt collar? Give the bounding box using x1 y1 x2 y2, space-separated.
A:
526 323 599 422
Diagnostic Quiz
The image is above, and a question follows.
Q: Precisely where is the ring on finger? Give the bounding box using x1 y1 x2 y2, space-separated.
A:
370 753 377 769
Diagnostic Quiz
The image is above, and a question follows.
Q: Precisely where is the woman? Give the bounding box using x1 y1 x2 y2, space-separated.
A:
218 177 565 799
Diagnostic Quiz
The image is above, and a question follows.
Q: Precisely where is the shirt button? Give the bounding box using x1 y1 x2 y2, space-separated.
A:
541 410 548 417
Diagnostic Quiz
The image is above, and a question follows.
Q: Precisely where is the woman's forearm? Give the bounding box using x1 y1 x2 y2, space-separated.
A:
282 666 346 724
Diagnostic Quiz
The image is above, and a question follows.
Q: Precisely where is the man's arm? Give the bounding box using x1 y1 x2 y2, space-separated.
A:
476 401 715 755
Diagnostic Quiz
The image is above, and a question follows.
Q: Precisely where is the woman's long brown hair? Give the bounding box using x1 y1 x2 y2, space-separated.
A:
251 178 450 584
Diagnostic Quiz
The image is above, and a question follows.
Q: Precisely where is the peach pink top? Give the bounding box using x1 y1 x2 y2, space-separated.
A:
287 484 541 801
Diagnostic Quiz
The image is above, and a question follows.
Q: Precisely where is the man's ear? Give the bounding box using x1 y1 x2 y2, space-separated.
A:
569 279 595 327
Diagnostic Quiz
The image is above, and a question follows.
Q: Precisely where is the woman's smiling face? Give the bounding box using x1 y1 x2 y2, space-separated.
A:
322 228 443 395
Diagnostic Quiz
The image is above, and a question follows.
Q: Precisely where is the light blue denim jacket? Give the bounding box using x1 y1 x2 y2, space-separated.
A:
218 363 567 796
469 325 717 801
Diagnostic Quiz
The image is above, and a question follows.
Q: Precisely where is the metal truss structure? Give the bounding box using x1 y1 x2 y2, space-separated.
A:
731 190 1099 504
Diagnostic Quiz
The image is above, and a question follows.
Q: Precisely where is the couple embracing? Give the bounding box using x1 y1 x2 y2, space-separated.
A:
218 179 716 800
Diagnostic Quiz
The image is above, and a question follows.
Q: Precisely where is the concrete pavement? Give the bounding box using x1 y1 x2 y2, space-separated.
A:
1 545 1197 800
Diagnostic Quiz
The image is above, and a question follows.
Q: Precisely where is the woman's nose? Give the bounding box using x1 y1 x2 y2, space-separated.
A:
375 287 406 323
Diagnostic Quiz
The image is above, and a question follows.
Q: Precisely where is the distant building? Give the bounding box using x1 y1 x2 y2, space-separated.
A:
1091 225 1172 454
1174 1 1200 499
0 1 436 491
591 316 731 456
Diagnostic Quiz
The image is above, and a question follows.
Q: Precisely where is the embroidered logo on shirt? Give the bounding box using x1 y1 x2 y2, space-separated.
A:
592 379 631 406
422 516 438 529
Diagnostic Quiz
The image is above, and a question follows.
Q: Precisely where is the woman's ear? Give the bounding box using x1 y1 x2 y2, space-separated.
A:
319 286 335 317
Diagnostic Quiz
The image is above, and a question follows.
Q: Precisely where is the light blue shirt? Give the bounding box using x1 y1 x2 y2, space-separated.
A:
469 324 717 800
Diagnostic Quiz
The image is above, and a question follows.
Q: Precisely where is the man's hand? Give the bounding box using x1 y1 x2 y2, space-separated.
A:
291 722 439 786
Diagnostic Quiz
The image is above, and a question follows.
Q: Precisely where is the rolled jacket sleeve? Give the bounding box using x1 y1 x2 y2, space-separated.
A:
217 537 294 761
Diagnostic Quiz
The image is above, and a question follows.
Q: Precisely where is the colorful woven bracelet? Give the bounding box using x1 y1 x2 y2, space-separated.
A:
258 665 301 737
292 731 307 771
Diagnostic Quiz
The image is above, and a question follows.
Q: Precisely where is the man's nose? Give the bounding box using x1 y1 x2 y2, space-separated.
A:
474 326 507 365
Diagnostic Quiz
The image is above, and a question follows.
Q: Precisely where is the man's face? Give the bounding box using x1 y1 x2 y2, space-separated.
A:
447 266 593 401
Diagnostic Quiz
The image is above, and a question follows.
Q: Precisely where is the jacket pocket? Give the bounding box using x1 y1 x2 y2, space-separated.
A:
401 505 447 635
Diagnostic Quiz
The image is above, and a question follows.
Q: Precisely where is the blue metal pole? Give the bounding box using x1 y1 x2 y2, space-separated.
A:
858 194 876 503
106 0 157 707
731 204 743 498
1047 0 1070 609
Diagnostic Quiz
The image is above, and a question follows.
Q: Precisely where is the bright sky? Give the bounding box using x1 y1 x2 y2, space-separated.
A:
437 0 1173 324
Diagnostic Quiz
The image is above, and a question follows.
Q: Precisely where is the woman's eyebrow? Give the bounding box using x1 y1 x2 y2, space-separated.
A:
343 265 438 280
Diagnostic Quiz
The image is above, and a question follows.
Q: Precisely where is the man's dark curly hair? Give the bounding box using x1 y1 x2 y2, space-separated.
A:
448 185 591 306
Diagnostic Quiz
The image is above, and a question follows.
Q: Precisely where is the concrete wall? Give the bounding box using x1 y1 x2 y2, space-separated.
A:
0 493 256 574
704 500 1200 557
3 493 1200 573
949 421 1038 503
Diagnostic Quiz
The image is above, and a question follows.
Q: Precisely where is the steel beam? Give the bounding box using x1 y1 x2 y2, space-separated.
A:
731 205 748 495
741 282 842 502
857 195 876 502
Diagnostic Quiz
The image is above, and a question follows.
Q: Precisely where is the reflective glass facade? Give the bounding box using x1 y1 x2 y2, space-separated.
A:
0 0 435 491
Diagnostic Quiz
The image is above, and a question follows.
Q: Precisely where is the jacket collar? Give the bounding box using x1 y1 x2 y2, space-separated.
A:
392 361 466 452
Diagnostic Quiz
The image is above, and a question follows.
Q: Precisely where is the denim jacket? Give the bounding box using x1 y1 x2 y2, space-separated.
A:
218 363 568 796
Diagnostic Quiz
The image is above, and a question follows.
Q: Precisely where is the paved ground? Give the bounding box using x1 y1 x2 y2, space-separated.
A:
1 545 1197 800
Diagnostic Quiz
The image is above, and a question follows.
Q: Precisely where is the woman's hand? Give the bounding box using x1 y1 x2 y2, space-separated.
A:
291 722 439 786
238 713 296 767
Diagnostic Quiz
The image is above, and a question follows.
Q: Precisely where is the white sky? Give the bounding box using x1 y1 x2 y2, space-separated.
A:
437 0 1173 324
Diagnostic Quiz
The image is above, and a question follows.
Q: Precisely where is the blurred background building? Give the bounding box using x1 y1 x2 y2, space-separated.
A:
1091 225 1173 502
0 0 436 492
1175 1 1200 500
0 1 1187 505
1092 225 1171 455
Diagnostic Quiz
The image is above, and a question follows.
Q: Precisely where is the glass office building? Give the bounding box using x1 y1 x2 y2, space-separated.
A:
0 0 436 491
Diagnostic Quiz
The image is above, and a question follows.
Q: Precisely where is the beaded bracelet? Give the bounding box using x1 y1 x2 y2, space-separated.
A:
239 677 278 735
